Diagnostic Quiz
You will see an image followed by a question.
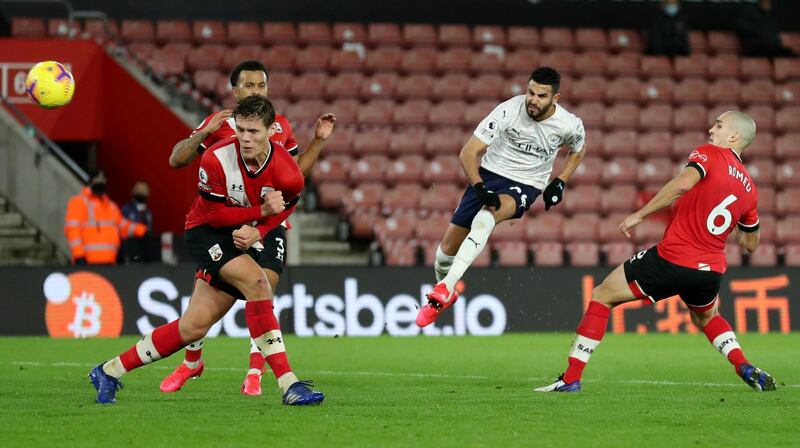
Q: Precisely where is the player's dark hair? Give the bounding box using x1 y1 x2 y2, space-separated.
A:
230 60 269 88
233 95 276 129
529 66 561 94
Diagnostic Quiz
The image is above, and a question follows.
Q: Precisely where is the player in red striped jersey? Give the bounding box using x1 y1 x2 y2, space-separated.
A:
536 111 777 393
90 96 324 405
164 60 335 395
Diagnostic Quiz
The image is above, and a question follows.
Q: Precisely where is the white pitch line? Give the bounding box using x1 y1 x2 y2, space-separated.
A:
4 361 797 388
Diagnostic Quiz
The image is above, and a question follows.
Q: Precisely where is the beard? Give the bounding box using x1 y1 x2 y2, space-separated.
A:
526 100 553 120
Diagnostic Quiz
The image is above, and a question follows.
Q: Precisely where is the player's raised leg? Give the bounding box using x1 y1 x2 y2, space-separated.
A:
220 255 324 405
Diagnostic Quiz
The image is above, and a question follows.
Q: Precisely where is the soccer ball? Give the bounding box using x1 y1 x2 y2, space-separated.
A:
25 61 75 109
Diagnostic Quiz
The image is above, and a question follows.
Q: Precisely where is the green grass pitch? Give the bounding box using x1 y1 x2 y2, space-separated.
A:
0 334 797 447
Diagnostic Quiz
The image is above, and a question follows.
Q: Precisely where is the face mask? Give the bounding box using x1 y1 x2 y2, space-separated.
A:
664 4 679 16
133 193 148 204
90 182 107 196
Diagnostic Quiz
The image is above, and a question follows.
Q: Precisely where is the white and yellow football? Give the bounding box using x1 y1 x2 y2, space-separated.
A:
25 61 75 109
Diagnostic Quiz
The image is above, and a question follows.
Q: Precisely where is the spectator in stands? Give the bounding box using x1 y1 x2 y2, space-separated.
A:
64 170 147 265
736 0 797 58
120 181 155 263
645 0 691 57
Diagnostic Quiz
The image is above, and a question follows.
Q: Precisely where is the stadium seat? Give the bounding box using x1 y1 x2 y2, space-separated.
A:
637 130 673 158
568 156 603 186
430 100 467 127
402 24 437 47
470 50 505 75
396 74 434 99
349 209 381 239
673 104 708 131
532 242 564 266
295 45 332 72
192 20 225 44
83 18 119 40
775 82 800 106
467 74 505 101
759 190 776 216
784 244 800 267
261 44 298 72
739 57 772 80
744 105 775 132
424 127 467 156
464 99 500 127
603 130 638 158
349 156 389 184
382 239 418 266
418 183 461 213
289 72 326 99
567 243 600 266
265 70 293 99
777 217 800 243
329 49 364 73
725 244 743 267
381 183 423 213
708 78 741 104
604 242 636 266
415 212 452 242
432 74 470 100
313 155 352 184
602 157 639 185
494 241 529 266
640 77 674 104
150 48 187 76
673 77 708 104
128 42 157 61
640 56 673 77
364 47 403 73
639 104 673 131
563 185 601 215
297 22 331 45
423 155 463 184
326 73 364 100
777 133 800 160
121 19 155 43
333 23 367 45
574 52 609 76
745 160 776 188
707 54 740 79
674 54 709 78
400 46 438 74
386 155 426 185
573 102 604 129
286 99 325 125
187 44 225 71
575 28 609 51
263 22 297 45
607 76 642 103
438 24 471 48
361 73 399 99
572 76 607 103
222 45 261 71
607 53 641 77
604 103 640 130
227 21 261 45
562 214 600 242
637 157 674 188
352 127 392 156
505 49 541 76
12 17 47 38
367 23 402 46
492 220 526 242
600 185 637 215
394 99 432 126
435 47 473 73
777 188 800 216
193 70 220 94
707 31 740 54
525 214 564 243
507 26 540 49
748 243 777 267
542 27 576 51
503 78 529 99
540 50 577 75
48 18 80 38
688 31 709 54
776 106 800 132
389 127 427 156
322 125 356 155
609 29 644 53
156 20 191 44
632 219 666 244
598 213 630 242
773 58 800 82
316 182 349 209
473 25 507 47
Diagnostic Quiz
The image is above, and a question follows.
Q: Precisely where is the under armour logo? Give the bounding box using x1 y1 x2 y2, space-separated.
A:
266 337 282 345
145 350 155 361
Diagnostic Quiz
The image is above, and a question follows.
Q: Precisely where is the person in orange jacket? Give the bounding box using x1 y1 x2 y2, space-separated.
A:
64 170 148 264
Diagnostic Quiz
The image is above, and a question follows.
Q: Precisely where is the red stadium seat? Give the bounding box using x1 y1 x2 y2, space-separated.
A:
333 23 367 45
389 127 427 156
784 244 800 267
289 72 326 99
364 47 402 73
222 45 261 71
507 27 540 49
607 76 642 103
357 99 395 126
295 45 332 72
542 27 576 51
149 48 187 76
639 104 673 131
438 25 471 48
470 50 504 75
576 29 609 51
352 127 392 156
632 219 666 244
689 31 709 54
774 58 800 82
467 74 504 101
84 19 119 40
674 54 709 78
759 190 776 216
744 160 775 188
193 20 225 44
297 22 331 45
430 100 467 127
343 183 385 211
503 78 530 99
775 82 800 106
464 99 500 127
525 213 565 243
742 106 775 133
383 239 418 266
574 52 609 77
777 188 800 216
563 185 601 215
316 182 349 209
540 50 577 75
674 77 708 104
323 126 356 156
673 104 708 131
707 31 740 54
777 133 800 160
601 186 638 214
573 102 604 129
604 103 640 130
423 155 463 184
187 44 225 71
637 157 674 188
603 130 639 158
640 77 674 104
329 49 364 73
193 70 220 94
386 156 426 185
382 183 423 212
598 213 630 243
415 212 451 242
401 47 438 74
608 53 641 77
739 57 772 80
778 217 800 244
609 29 644 53
604 242 636 266
776 161 800 186
725 244 743 267
128 42 157 61
748 243 777 267
418 183 461 213
368 23 402 46
568 156 604 186
395 76 435 103
48 18 80 38
349 156 389 184
602 157 639 185
505 49 541 76
349 210 381 239
494 241 529 267
532 242 564 266
12 17 46 38
473 25 507 47
708 78 741 105
286 99 325 125
492 220 526 242
121 19 155 43
567 243 600 266
776 106 800 132
436 47 473 73
227 21 261 45
326 73 364 100
707 54 740 79
156 20 191 44
562 213 600 242
403 24 437 47
361 73 399 99
263 22 297 45
640 56 673 77
638 130 673 158
261 44 298 72
394 99 432 126
313 155 352 184
432 74 470 100
572 76 607 103
424 127 469 156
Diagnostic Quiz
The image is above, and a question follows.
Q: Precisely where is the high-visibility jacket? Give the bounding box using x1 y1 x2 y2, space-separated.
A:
64 187 148 264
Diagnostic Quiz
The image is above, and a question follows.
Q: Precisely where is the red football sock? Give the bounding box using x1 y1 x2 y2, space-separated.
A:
563 301 611 384
119 319 187 372
703 315 749 374
249 352 266 374
245 300 292 379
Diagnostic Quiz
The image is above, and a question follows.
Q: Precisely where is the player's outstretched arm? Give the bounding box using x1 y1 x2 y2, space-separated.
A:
458 135 490 186
169 133 207 168
296 113 336 176
620 166 702 237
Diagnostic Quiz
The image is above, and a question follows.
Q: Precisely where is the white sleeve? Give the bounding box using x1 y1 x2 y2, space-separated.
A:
566 118 586 153
473 100 514 145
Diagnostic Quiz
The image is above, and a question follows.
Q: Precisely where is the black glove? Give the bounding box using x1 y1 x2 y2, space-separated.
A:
543 178 566 211
74 257 87 265
473 182 501 209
